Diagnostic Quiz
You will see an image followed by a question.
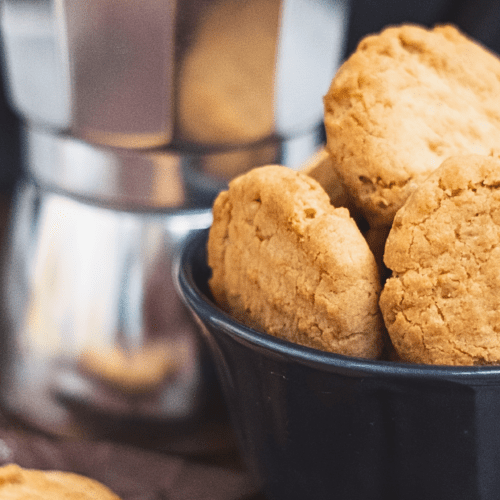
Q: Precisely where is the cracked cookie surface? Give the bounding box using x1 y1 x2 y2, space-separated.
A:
323 24 500 228
379 154 500 365
208 165 384 358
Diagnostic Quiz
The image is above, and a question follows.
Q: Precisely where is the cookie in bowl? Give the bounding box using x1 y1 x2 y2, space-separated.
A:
208 165 385 358
0 463 121 499
324 23 500 229
380 154 500 365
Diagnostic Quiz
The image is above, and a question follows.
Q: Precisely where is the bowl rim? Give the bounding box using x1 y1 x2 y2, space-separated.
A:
174 228 500 383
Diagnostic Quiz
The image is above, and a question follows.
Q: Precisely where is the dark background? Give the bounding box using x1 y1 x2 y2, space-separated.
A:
345 0 500 56
0 0 499 193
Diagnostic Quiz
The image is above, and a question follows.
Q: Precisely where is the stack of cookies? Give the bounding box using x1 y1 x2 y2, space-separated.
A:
207 23 500 366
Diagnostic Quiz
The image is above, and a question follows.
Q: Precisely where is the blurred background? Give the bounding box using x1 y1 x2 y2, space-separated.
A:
0 0 497 498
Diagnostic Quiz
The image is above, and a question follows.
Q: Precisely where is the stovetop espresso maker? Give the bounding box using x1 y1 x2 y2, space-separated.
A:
0 0 348 445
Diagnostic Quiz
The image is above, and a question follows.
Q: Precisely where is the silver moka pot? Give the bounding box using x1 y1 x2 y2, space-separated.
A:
0 0 349 443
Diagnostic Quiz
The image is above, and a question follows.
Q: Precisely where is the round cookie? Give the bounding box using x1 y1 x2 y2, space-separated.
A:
323 23 500 228
208 165 385 358
0 463 121 499
379 154 500 365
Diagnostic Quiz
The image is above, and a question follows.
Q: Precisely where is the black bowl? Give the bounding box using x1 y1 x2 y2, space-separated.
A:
174 229 500 500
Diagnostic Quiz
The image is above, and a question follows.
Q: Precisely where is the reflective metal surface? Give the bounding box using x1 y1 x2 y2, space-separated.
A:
0 179 215 440
24 125 324 207
0 109 322 440
0 0 347 443
1 0 349 149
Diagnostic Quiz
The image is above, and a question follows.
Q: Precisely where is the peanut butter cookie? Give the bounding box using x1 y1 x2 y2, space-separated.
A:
380 154 500 365
324 24 500 228
0 463 121 499
208 165 384 358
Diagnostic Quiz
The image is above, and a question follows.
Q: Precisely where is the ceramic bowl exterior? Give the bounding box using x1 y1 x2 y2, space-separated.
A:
175 229 500 500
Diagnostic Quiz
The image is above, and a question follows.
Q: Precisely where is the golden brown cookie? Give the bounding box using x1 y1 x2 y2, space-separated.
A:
78 340 188 394
300 146 366 225
300 147 347 208
323 23 500 228
0 463 121 499
363 225 391 282
208 165 384 358
379 154 500 365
